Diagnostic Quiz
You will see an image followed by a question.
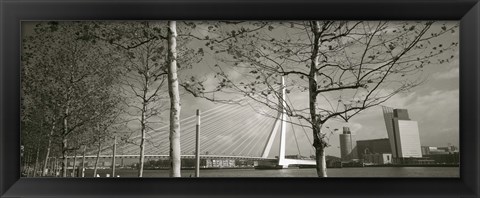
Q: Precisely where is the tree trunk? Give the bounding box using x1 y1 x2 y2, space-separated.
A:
53 157 57 177
22 148 28 175
167 21 181 177
62 104 69 177
308 21 328 177
42 120 55 176
26 152 31 177
81 145 86 177
138 108 147 177
312 124 328 177
93 141 102 177
33 146 40 177
72 149 77 177
61 138 68 177
112 136 117 177
315 146 327 177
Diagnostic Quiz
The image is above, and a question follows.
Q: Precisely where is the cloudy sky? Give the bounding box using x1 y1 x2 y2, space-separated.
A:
176 21 460 158
22 21 459 158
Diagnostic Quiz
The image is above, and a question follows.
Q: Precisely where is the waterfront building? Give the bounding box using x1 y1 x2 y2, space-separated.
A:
206 159 236 168
382 107 423 161
420 145 459 164
363 153 392 165
356 138 391 160
421 146 430 155
423 153 459 164
422 145 458 155
339 127 357 161
421 146 449 155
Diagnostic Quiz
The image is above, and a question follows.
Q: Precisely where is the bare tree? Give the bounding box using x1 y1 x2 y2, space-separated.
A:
78 21 202 177
182 21 458 177
117 24 169 177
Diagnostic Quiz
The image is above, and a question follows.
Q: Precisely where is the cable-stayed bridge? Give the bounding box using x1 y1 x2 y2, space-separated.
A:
78 77 316 168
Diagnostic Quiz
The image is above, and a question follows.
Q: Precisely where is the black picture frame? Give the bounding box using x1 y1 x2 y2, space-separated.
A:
1 0 479 197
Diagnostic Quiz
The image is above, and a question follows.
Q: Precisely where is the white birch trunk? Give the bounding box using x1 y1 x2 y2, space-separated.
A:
167 21 181 177
138 109 146 177
42 120 55 176
93 141 102 177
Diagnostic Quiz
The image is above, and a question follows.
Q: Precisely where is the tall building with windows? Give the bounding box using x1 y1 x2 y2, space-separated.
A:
339 127 357 161
382 107 423 161
382 106 397 157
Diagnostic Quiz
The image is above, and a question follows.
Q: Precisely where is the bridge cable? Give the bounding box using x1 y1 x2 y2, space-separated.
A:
148 106 253 155
210 111 270 155
120 103 246 155
109 85 282 157
210 110 271 155
245 112 278 157
234 109 276 156
164 104 251 153
284 93 315 152
192 108 256 155
187 106 254 151
180 106 254 154
288 116 303 157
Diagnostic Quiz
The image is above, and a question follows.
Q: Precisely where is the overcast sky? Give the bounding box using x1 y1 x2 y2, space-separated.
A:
176 21 460 158
23 21 460 158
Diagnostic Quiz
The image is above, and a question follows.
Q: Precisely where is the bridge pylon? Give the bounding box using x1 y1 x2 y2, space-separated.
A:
260 76 315 168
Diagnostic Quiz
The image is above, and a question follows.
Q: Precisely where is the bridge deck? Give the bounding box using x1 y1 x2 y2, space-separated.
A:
65 154 276 160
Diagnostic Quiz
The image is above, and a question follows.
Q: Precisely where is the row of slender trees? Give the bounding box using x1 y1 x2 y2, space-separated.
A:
21 21 457 177
22 21 184 177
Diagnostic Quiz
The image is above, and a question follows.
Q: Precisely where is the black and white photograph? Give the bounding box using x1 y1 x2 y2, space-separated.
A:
20 20 459 178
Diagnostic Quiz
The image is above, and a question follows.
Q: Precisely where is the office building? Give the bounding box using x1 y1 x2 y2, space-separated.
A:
382 107 423 160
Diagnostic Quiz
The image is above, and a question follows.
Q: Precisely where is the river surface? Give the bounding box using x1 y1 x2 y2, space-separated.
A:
85 167 459 178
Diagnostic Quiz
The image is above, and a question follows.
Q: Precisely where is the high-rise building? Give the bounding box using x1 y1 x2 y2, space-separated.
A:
382 106 397 157
339 127 356 161
382 106 423 160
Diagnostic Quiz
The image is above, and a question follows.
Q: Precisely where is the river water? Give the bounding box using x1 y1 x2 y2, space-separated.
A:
85 167 459 178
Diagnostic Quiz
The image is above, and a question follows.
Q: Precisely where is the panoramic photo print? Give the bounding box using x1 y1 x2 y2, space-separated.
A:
21 21 459 178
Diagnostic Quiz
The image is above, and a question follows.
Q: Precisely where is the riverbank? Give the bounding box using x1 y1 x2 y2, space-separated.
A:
82 166 459 177
298 164 459 169
143 166 255 170
364 164 459 168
